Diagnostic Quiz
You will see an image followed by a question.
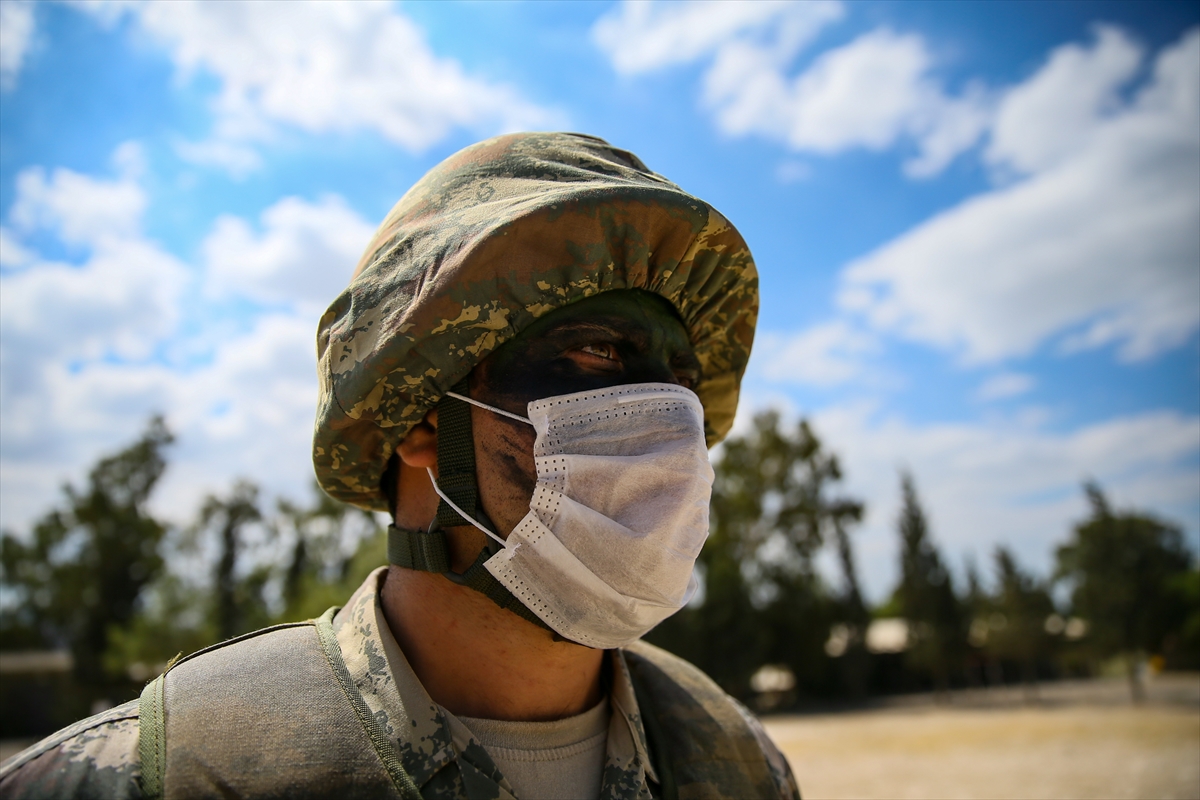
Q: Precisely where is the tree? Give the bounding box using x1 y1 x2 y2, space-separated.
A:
894 472 964 696
1055 482 1194 702
0 417 173 707
647 410 864 700
106 482 387 684
196 480 265 640
986 546 1056 699
273 482 388 621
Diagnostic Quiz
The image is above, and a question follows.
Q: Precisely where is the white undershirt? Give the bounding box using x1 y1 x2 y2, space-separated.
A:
444 698 610 800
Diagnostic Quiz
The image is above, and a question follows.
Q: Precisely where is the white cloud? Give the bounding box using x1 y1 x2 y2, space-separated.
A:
203 195 374 312
77 0 559 171
975 372 1035 402
8 149 146 248
593 1 987 177
0 313 322 536
808 402 1200 600
1 151 189 367
775 160 812 184
987 25 1142 176
840 28 1200 364
0 0 36 91
0 238 189 364
173 138 262 178
717 28 988 176
0 226 34 267
592 0 842 75
756 321 878 387
0 150 369 535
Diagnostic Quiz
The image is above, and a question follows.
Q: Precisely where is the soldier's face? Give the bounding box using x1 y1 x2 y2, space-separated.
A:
469 289 701 538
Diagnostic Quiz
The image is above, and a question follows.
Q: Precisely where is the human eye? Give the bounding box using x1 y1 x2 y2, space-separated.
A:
577 343 619 361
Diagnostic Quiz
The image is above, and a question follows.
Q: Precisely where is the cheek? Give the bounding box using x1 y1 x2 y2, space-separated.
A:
473 414 537 531
491 430 537 496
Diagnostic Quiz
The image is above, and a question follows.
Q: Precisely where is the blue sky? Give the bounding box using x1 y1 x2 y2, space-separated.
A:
1 0 1197 601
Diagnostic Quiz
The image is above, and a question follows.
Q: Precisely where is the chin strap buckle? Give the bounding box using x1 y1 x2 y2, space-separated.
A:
387 524 450 573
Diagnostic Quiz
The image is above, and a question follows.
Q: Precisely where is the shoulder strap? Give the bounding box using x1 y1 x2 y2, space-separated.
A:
313 608 423 800
137 671 167 799
135 616 423 800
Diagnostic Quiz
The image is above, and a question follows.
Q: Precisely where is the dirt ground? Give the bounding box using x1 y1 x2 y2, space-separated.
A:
762 673 1200 800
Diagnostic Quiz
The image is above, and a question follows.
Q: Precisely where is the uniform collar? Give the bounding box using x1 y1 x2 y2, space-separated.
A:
332 567 657 798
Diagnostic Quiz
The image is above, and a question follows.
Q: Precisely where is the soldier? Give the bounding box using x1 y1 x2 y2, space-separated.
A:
0 132 800 799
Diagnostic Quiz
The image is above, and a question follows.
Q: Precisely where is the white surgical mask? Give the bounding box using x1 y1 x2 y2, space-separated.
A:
428 382 714 649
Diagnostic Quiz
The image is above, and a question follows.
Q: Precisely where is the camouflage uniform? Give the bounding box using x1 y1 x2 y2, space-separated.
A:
0 568 799 799
1 133 800 798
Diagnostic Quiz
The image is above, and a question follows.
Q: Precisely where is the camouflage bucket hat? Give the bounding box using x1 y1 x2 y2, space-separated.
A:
314 132 758 511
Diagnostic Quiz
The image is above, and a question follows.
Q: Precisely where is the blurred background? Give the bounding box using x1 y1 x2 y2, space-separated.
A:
1 1 1197 797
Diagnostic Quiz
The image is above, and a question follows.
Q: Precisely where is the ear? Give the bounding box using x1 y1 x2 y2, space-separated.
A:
397 408 438 468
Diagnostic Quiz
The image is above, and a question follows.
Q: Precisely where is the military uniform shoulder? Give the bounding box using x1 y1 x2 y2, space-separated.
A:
0 699 143 800
167 619 317 671
622 640 801 799
728 694 803 799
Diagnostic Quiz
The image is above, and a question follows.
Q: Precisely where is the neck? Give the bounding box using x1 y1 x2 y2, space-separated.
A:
380 564 604 721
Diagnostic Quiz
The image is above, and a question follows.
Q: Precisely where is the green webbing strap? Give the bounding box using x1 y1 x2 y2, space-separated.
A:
395 380 561 639
388 524 450 573
314 607 422 800
455 544 554 631
435 378 481 530
137 672 167 799
388 523 555 634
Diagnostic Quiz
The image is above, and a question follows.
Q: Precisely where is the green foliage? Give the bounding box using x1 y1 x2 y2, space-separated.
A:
1 420 386 735
894 473 965 691
647 410 864 700
6 414 1198 735
197 480 265 640
1164 568 1200 669
0 417 173 705
110 480 386 678
984 546 1057 680
1055 482 1194 698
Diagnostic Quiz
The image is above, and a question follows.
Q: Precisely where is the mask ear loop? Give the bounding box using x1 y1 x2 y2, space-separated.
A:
444 391 533 426
426 468 507 548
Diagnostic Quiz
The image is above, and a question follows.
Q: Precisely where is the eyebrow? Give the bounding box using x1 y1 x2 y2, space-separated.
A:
540 318 643 340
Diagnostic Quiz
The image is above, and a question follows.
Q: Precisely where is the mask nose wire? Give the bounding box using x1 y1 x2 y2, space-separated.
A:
425 467 508 548
444 391 533 426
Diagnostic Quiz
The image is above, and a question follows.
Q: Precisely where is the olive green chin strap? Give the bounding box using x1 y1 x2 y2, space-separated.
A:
388 378 556 636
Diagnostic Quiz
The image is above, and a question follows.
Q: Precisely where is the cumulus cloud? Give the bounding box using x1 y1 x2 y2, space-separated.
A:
0 149 376 534
808 402 1200 599
975 372 1035 402
1 148 188 368
712 28 989 177
0 313 322 536
0 226 35 267
840 27 1200 364
78 0 559 171
987 25 1142 175
592 0 842 75
203 195 374 312
756 321 879 387
592 1 988 177
8 144 146 248
0 0 36 90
